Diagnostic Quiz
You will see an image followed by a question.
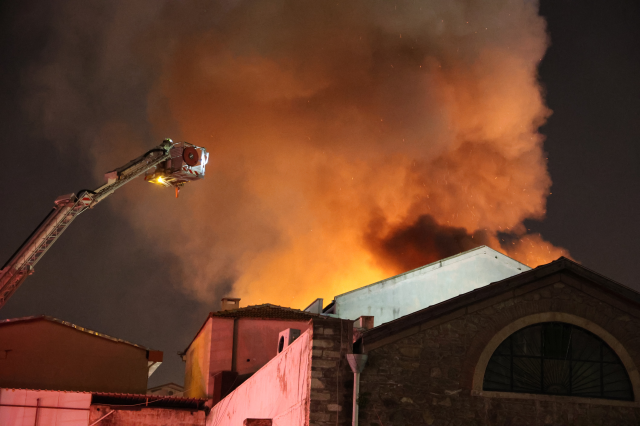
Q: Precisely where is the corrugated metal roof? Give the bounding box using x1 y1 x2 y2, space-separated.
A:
91 392 206 410
0 315 151 351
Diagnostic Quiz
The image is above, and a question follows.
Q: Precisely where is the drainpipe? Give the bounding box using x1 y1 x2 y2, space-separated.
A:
34 398 40 426
346 354 368 426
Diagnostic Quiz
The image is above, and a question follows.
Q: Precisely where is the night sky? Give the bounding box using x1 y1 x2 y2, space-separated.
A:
0 1 638 387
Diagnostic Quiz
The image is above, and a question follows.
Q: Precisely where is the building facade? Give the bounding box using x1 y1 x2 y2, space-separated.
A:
182 302 324 402
5 254 640 425
207 257 640 425
356 257 640 425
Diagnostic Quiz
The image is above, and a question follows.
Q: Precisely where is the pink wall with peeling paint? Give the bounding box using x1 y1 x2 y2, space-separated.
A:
207 329 312 426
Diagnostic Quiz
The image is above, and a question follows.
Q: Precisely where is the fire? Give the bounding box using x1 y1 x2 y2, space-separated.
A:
94 0 568 307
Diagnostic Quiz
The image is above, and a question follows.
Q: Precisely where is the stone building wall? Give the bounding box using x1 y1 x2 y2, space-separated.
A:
309 318 354 426
358 270 640 425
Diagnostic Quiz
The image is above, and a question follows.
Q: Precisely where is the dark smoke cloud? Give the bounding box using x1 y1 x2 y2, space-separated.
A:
365 213 492 272
9 0 569 311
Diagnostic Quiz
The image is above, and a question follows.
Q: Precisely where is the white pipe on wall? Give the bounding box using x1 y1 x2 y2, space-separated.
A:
346 354 368 426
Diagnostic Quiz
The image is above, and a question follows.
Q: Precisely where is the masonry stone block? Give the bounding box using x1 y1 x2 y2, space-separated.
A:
313 339 335 348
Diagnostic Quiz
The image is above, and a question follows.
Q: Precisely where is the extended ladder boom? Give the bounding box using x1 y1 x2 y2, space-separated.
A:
0 139 208 309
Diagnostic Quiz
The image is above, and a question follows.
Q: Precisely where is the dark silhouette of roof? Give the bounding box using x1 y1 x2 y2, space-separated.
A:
0 315 151 351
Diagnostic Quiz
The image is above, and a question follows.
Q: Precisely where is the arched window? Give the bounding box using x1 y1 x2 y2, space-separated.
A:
483 322 633 401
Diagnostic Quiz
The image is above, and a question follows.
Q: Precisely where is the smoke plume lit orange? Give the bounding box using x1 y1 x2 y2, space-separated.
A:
89 0 569 308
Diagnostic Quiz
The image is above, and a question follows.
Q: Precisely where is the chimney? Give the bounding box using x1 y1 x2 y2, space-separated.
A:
221 297 241 311
353 316 374 330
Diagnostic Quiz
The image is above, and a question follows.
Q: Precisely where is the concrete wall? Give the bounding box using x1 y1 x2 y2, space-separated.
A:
235 318 311 375
207 327 313 426
0 320 149 393
89 405 205 426
0 388 91 426
357 271 640 425
335 246 529 325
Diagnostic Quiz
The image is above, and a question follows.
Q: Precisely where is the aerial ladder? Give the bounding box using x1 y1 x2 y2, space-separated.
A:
0 139 209 309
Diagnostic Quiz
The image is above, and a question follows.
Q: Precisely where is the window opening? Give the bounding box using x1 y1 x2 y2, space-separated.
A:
483 322 633 401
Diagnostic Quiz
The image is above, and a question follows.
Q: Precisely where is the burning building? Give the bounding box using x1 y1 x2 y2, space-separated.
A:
3 250 640 425
200 250 640 425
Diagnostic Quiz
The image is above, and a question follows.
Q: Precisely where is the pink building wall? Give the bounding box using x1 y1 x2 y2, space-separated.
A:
0 388 91 426
207 328 312 426
184 316 311 399
235 318 311 375
208 318 234 374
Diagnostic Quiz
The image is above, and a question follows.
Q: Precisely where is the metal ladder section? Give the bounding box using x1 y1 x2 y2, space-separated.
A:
0 194 90 308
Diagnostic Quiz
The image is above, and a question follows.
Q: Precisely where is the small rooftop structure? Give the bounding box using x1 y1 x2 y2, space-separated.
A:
327 245 530 326
220 297 241 311
147 382 184 397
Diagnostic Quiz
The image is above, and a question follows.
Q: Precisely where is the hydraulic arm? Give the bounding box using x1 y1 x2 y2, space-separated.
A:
0 139 208 309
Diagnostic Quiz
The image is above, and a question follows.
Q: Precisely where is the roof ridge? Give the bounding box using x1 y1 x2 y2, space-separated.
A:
0 315 152 351
334 245 528 299
93 391 203 400
362 257 640 346
210 303 322 316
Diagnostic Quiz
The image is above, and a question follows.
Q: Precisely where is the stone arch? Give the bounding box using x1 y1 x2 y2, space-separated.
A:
471 312 640 400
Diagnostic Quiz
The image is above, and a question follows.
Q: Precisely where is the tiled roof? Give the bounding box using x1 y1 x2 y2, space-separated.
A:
0 315 151 351
210 303 323 320
182 304 336 354
1 387 92 394
91 392 205 410
0 388 204 410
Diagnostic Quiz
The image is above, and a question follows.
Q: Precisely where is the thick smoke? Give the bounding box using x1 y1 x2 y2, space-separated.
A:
366 214 492 272
22 0 568 308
